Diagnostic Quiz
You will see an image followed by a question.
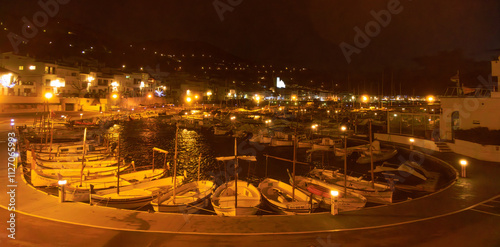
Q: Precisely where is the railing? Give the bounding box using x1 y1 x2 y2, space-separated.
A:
441 87 491 98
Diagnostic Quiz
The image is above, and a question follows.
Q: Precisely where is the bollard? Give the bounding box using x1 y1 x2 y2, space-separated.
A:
330 191 339 215
58 180 67 203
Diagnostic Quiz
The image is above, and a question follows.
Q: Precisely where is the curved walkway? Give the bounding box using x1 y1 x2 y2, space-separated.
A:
1 138 499 237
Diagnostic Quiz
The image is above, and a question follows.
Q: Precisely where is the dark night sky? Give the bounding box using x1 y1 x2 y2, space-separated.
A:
1 0 500 71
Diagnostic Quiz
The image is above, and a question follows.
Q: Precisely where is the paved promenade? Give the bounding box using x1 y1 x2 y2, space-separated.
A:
0 127 499 246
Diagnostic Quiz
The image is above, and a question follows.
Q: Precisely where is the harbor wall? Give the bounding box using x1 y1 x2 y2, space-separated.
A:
374 133 440 152
375 133 500 163
448 139 500 163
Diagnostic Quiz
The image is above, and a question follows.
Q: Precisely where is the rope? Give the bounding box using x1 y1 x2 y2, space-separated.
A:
254 206 275 214
186 204 217 214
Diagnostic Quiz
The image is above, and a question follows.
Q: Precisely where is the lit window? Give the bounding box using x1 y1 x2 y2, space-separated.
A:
19 66 24 71
29 65 36 70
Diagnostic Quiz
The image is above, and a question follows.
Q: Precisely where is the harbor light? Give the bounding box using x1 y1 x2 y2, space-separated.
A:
361 95 369 103
427 95 435 103
44 92 53 99
460 159 468 178
330 190 339 215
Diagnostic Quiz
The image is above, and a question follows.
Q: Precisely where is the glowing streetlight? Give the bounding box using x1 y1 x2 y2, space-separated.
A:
186 97 192 103
409 138 415 150
330 190 339 215
195 95 199 99
427 95 435 103
111 93 118 99
460 159 468 178
44 92 53 100
147 94 153 99
80 113 83 119
341 125 348 196
361 95 369 103
291 95 297 101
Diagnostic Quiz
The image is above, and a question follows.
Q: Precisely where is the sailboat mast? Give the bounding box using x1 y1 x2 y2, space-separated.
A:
234 137 238 212
197 153 202 182
369 120 375 189
173 124 179 204
79 128 87 187
117 133 120 194
48 121 54 160
292 127 297 200
344 132 347 196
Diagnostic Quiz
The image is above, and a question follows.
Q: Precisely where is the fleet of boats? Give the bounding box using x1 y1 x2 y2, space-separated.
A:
16 106 438 216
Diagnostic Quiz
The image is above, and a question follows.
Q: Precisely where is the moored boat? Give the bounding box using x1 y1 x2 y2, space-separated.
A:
211 180 261 216
309 168 393 204
90 176 184 209
258 178 316 215
293 176 367 212
151 180 215 213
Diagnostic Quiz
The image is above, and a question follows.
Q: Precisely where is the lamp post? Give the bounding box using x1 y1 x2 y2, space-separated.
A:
409 138 415 150
460 159 468 178
341 125 347 196
44 92 53 115
330 190 339 215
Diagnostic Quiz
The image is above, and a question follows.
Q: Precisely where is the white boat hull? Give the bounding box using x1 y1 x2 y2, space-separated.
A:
211 180 261 216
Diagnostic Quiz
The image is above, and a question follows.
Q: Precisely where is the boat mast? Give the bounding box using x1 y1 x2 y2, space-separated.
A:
79 128 87 187
369 120 375 189
117 133 120 194
344 129 347 196
173 124 179 205
234 137 238 214
292 103 299 200
197 153 202 182
292 126 297 200
48 121 54 160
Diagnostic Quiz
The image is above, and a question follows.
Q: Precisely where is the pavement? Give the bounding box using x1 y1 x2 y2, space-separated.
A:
0 121 499 246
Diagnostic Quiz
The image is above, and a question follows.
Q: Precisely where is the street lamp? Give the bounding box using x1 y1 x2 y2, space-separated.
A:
409 138 415 150
341 125 348 196
460 159 468 178
44 92 53 117
330 190 339 215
